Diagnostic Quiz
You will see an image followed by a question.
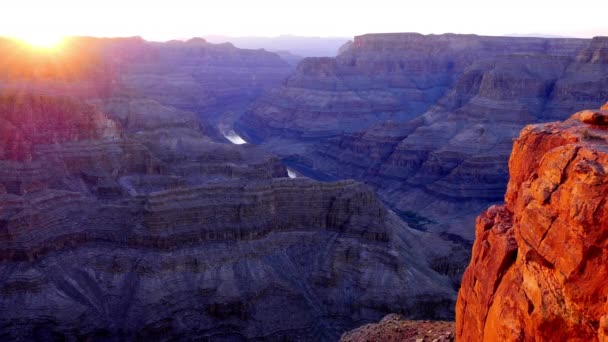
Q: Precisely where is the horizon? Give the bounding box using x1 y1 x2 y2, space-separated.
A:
2 0 606 45
1 2 608 340
5 31 605 43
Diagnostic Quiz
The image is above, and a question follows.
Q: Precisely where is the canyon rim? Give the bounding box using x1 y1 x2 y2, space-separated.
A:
0 3 607 340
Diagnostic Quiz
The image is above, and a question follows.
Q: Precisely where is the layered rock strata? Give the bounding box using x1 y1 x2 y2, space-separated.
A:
456 105 608 341
0 36 293 130
0 87 456 339
237 33 608 242
0 179 456 340
237 33 590 141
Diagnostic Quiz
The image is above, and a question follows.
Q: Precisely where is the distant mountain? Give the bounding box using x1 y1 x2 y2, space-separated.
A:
204 34 350 57
504 32 573 38
272 49 304 66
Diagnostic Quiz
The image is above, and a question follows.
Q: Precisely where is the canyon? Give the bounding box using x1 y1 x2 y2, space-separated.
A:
340 103 608 341
0 37 457 340
1 32 607 340
236 33 608 242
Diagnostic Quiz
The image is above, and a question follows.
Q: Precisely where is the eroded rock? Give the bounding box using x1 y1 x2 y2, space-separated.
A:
0 39 456 339
456 105 608 341
578 109 608 125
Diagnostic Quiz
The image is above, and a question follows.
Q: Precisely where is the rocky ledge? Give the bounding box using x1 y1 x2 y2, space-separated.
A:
340 314 454 342
456 103 608 341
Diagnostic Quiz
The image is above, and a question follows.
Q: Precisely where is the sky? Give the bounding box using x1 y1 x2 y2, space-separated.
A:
1 0 606 42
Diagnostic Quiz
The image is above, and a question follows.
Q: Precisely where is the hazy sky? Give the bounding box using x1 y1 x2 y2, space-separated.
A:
1 0 606 41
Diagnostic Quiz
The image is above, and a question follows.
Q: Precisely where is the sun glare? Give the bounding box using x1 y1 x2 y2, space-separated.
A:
14 33 66 50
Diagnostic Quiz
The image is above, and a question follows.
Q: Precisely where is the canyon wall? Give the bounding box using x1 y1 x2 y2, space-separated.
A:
0 147 455 339
0 51 456 339
237 33 589 141
236 33 608 241
0 177 455 340
456 104 608 341
0 36 293 129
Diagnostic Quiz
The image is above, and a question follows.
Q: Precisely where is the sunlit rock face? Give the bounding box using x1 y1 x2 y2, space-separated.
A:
236 33 608 242
456 105 608 341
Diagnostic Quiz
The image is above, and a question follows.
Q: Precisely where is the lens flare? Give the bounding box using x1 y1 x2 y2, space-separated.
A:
13 33 66 50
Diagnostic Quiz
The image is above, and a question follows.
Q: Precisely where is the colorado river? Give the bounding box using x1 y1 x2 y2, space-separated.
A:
223 130 247 145
223 128 296 179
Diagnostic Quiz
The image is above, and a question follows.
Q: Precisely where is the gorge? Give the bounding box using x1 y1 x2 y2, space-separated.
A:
0 31 607 341
0 37 458 340
236 33 608 241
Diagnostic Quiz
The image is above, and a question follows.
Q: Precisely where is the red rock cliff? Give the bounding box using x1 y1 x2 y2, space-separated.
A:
456 104 608 341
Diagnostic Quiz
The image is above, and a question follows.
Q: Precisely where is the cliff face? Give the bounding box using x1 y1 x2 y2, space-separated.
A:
0 94 120 161
0 45 456 338
237 33 589 141
0 176 456 338
114 38 293 126
0 36 293 130
236 33 608 242
0 166 456 340
456 104 608 341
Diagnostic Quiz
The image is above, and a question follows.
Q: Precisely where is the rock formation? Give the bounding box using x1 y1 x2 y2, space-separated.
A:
0 94 119 161
236 33 608 244
0 40 457 340
340 314 454 342
0 125 456 340
456 104 608 341
0 36 293 130
237 33 590 141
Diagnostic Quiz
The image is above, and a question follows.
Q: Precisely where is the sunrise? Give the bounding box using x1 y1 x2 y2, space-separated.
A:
0 0 607 341
12 34 66 50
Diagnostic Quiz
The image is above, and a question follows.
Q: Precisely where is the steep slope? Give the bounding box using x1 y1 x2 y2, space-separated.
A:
236 33 608 242
237 33 588 141
456 104 608 341
0 92 456 338
0 178 455 340
0 94 119 161
117 38 293 126
0 36 293 130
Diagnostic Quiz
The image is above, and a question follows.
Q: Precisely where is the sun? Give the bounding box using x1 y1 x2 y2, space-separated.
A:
14 33 66 50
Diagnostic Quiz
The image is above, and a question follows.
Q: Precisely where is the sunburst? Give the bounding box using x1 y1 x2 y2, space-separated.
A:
13 33 66 51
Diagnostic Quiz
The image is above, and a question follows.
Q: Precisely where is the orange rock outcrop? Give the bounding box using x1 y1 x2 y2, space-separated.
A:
456 104 608 341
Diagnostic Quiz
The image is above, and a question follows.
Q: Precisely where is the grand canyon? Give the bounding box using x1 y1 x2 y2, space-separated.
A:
0 24 607 342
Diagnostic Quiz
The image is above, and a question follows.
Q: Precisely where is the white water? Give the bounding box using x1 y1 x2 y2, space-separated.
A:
287 168 297 179
223 130 247 145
